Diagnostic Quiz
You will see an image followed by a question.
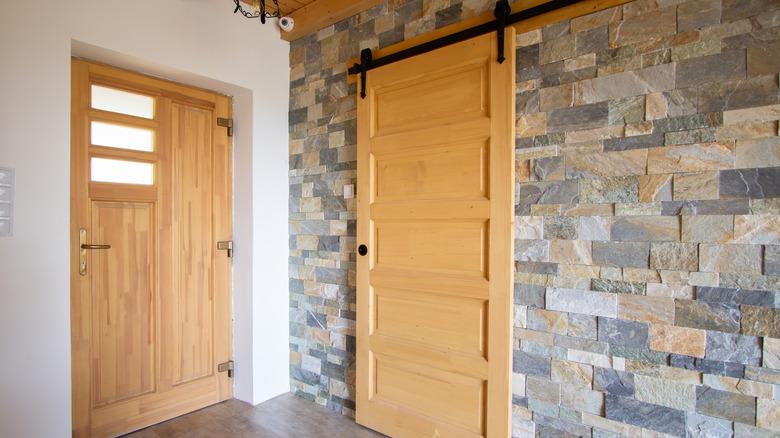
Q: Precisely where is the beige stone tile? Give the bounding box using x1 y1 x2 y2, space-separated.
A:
639 174 673 202
681 215 734 243
699 243 763 274
734 214 780 245
565 149 646 178
717 121 778 141
703 374 774 399
551 359 593 388
723 104 780 124
736 137 780 168
570 6 622 33
765 338 780 370
645 92 668 120
673 171 719 200
649 324 706 357
564 125 626 144
647 141 735 174
758 399 780 432
517 112 547 137
635 375 696 411
550 239 593 264
618 294 675 324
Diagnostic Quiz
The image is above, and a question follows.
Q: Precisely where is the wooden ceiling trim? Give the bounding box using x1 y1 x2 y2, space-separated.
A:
280 0 384 41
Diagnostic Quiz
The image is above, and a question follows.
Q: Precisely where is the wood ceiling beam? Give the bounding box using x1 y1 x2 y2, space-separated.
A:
280 0 384 42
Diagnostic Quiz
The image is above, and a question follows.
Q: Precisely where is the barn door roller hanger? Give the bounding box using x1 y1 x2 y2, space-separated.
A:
350 0 585 99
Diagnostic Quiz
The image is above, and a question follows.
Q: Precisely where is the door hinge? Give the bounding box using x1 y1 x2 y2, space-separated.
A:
217 240 233 258
217 117 233 137
218 360 234 378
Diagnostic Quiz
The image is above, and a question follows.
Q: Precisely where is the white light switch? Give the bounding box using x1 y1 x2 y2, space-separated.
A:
0 167 13 237
343 183 355 199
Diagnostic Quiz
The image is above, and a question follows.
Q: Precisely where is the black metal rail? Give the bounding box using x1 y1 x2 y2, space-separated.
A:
349 0 586 98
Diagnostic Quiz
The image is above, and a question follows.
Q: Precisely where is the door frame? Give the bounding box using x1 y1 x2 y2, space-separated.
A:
70 59 234 437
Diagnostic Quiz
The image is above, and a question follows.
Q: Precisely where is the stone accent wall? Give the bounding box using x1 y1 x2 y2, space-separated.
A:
288 0 506 416
289 0 780 435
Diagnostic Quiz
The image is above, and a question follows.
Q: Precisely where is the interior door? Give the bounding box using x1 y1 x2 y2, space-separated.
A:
356 31 515 437
70 60 233 437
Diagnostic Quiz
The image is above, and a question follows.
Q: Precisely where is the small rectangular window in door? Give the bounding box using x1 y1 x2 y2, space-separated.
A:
90 121 154 152
91 157 154 185
91 85 155 119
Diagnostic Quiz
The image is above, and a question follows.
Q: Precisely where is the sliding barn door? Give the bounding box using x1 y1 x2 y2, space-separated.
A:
356 31 515 437
71 60 233 437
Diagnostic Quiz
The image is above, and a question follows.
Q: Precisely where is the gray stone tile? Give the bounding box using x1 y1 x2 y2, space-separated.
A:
580 176 639 204
676 50 747 89
705 332 762 366
591 279 646 295
766 245 780 276
604 131 665 151
594 367 634 396
661 199 750 215
722 0 780 22
696 386 756 425
605 394 686 436
670 354 745 379
696 287 779 308
434 3 461 29
685 412 733 438
720 167 780 199
597 317 648 348
548 102 609 132
532 156 565 181
592 241 650 268
515 283 546 307
544 216 578 240
699 75 780 113
675 300 741 333
514 351 551 377
575 25 608 56
678 0 722 33
518 181 580 215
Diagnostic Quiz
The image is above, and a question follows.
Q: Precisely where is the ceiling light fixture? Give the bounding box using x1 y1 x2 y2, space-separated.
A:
232 0 281 24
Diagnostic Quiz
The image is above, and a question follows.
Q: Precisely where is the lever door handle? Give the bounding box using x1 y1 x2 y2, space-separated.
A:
79 228 111 276
81 244 111 250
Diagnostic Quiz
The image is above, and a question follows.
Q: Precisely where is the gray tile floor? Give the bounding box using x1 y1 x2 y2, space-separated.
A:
124 393 384 437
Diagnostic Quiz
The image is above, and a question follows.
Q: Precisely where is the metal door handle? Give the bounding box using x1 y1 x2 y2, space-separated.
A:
81 244 111 250
79 229 111 276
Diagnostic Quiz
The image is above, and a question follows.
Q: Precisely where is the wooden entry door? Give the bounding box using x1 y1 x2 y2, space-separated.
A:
70 60 233 437
356 31 515 438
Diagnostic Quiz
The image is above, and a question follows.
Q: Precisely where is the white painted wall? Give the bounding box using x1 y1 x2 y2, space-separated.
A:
0 0 290 436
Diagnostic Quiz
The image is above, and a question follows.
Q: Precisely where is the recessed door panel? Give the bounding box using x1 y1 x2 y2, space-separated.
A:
172 104 214 385
373 62 488 137
374 288 487 356
374 221 488 276
373 141 489 202
90 201 154 406
374 357 486 434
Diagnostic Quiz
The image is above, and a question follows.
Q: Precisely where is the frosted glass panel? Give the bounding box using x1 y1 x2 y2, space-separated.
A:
91 121 154 152
91 85 154 119
91 158 154 185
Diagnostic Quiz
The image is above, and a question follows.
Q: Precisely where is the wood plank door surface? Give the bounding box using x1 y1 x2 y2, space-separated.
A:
70 60 233 438
355 31 515 438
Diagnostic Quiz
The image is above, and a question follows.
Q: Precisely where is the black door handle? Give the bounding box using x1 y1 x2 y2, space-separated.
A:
358 244 367 256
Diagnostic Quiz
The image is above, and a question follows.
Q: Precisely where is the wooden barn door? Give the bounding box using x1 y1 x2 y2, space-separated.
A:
355 30 515 438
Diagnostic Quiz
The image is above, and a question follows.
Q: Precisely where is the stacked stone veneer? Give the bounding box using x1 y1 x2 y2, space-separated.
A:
289 0 780 435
